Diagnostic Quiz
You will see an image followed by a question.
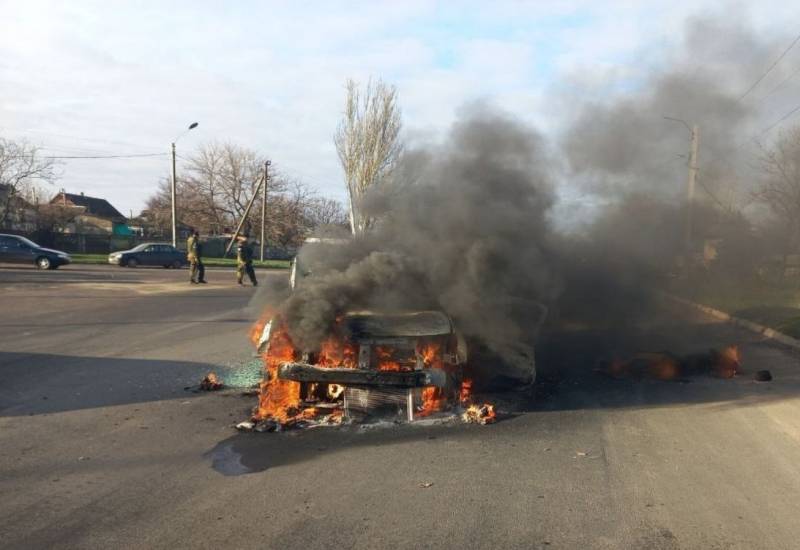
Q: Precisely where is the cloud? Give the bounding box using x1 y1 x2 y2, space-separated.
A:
0 0 796 216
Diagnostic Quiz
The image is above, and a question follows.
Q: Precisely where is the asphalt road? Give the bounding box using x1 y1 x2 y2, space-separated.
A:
2 264 800 549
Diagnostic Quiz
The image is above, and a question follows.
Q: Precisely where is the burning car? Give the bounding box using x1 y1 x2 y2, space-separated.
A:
249 236 513 428
255 310 469 426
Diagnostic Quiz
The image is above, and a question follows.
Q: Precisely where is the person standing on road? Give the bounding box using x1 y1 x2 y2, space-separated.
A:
236 234 257 286
187 229 207 284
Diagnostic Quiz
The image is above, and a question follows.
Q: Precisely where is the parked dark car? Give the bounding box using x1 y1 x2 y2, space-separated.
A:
0 234 72 269
108 243 187 268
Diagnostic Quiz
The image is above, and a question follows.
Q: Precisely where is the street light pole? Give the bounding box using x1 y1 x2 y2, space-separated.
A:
170 122 199 248
171 142 177 247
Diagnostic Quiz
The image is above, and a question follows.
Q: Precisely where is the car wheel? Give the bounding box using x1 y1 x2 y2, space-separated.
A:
36 256 51 270
126 257 139 268
171 260 182 269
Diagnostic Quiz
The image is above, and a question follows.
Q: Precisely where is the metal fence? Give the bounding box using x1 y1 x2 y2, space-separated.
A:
0 229 295 259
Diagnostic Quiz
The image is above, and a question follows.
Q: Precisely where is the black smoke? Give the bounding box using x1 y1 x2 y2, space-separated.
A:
279 107 561 377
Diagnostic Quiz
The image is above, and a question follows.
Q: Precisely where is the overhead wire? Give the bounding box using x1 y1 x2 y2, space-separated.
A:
739 31 800 101
12 152 168 160
0 126 165 153
757 63 800 102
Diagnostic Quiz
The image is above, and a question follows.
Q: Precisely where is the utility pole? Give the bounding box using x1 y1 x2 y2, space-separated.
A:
261 160 270 261
663 116 700 258
686 124 699 255
225 172 265 257
171 142 177 247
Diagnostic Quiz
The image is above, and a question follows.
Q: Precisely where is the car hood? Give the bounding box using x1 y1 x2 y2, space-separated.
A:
111 249 134 255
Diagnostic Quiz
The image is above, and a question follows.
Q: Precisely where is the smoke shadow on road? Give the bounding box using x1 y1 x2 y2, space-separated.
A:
0 351 259 417
531 312 800 413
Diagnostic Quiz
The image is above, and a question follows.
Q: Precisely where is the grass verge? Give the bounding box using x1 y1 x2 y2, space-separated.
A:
670 278 800 339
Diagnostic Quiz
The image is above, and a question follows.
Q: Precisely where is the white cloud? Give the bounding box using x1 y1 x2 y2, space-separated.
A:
0 0 796 215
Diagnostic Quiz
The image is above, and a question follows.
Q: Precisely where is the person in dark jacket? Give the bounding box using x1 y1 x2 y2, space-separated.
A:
187 229 206 284
236 235 257 286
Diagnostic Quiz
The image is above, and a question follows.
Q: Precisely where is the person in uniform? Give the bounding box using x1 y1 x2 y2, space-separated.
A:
187 229 206 284
236 234 257 286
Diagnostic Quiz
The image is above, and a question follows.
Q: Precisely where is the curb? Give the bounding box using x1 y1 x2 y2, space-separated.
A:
664 293 800 351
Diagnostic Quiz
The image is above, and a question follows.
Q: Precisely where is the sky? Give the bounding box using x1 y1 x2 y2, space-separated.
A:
1 0 797 217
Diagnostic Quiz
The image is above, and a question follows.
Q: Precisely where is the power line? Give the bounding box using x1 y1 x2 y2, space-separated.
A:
704 100 800 169
0 126 164 153
758 64 800 102
14 152 169 160
757 103 800 136
739 31 800 101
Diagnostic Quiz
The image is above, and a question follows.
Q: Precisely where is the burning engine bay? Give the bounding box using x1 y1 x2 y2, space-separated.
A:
246 309 495 430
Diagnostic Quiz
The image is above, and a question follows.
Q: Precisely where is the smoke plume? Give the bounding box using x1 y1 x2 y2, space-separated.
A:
279 107 561 368
253 13 800 388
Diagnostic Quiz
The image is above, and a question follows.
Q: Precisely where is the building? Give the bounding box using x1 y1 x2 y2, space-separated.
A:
50 191 131 235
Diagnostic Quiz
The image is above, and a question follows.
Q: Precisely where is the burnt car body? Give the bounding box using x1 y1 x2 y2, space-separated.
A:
286 236 539 390
262 310 466 422
108 243 187 268
255 236 539 424
0 234 71 269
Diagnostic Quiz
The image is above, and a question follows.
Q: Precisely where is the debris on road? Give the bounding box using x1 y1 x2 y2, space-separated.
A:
235 421 255 432
754 370 773 382
461 403 497 425
199 372 224 391
596 345 741 381
419 482 434 488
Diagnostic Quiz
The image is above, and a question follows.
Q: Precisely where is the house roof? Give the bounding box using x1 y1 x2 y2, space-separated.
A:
52 192 126 221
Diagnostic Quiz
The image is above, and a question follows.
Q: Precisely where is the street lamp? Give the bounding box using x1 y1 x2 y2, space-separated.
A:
171 122 199 247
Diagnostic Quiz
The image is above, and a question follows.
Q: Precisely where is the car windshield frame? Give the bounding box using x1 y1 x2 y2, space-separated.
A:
130 243 152 252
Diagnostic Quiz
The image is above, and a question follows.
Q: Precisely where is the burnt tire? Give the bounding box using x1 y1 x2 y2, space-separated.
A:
36 256 51 270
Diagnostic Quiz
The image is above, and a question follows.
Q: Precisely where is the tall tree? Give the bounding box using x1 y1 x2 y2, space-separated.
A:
754 126 800 253
334 78 402 234
0 138 56 228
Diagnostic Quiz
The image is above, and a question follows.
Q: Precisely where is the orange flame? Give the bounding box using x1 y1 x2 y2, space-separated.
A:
375 346 409 372
462 403 496 425
460 378 473 405
249 310 274 347
317 336 357 368
255 324 301 423
417 342 449 416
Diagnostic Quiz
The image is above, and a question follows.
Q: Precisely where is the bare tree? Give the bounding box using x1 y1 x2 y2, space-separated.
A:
305 196 349 228
754 126 800 253
0 138 56 228
143 142 341 250
334 77 402 234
